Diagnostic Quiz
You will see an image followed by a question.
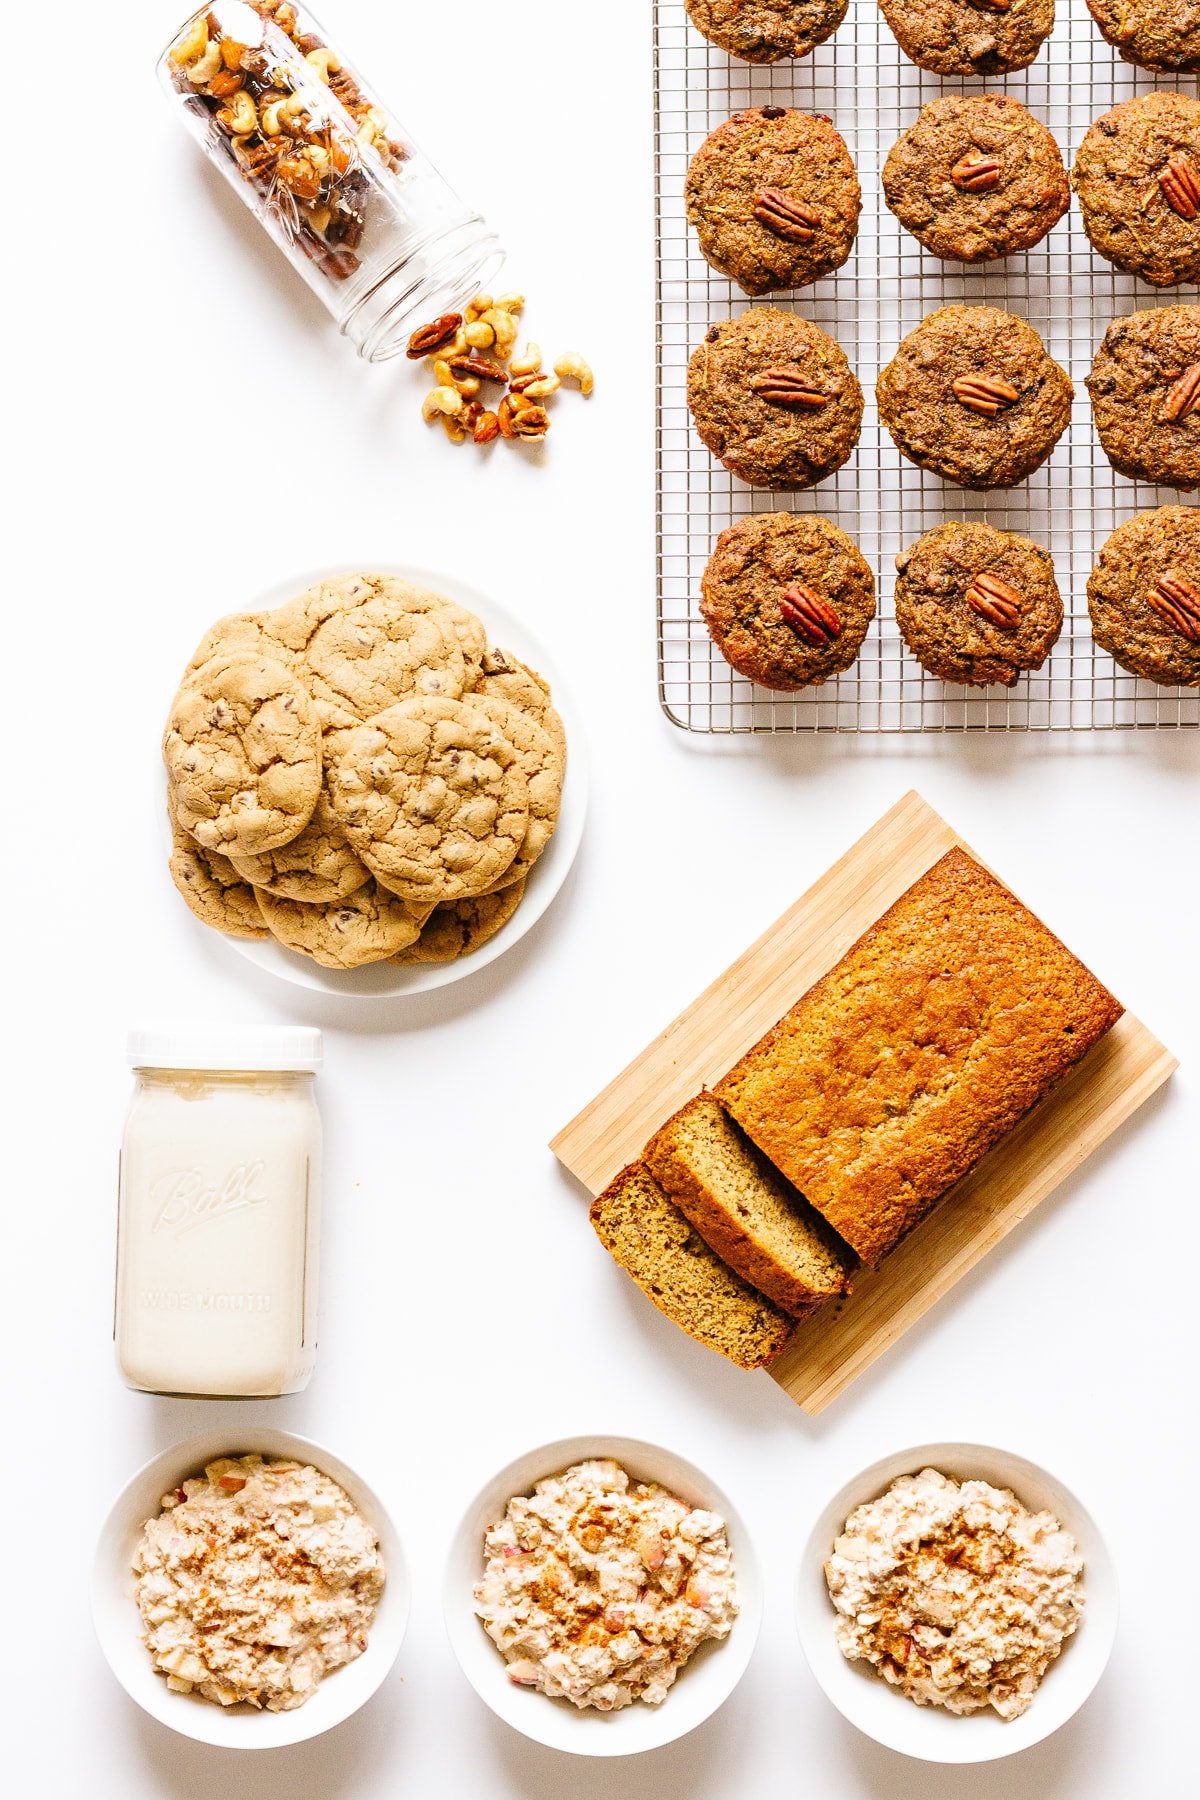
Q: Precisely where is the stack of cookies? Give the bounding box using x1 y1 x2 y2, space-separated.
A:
164 573 566 970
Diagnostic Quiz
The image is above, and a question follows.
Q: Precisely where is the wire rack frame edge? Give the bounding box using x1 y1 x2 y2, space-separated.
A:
653 0 1200 734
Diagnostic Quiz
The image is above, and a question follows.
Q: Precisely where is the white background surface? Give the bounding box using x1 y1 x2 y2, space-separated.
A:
4 2 1197 1796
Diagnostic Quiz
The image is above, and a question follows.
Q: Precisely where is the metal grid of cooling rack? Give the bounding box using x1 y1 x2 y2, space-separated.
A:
655 0 1200 732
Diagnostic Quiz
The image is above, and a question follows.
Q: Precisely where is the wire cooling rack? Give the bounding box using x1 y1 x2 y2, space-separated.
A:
655 0 1200 731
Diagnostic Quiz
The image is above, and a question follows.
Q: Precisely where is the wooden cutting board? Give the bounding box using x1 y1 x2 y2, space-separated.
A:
550 791 1177 1413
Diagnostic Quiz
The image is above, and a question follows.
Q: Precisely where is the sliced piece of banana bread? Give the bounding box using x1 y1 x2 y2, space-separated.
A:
590 1162 796 1370
645 1093 856 1313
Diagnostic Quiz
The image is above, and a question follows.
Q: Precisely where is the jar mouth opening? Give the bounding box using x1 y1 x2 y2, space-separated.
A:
341 223 504 362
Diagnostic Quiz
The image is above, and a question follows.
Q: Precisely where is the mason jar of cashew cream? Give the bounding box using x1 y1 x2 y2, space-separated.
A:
116 1029 322 1398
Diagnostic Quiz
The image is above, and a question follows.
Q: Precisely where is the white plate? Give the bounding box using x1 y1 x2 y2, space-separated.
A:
443 1434 761 1758
795 1441 1118 1765
178 561 587 997
91 1427 409 1748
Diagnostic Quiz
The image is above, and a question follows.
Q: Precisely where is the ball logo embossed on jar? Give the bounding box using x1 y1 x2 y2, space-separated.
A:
150 1160 272 1237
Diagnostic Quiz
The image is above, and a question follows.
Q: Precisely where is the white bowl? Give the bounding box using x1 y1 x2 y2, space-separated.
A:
177 560 587 999
91 1428 409 1748
796 1441 1118 1765
444 1434 761 1757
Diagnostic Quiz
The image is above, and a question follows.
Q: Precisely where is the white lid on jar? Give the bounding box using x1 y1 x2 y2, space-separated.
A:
127 1027 323 1073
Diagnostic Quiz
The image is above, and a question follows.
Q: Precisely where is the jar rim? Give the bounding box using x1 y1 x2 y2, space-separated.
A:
127 1027 322 1073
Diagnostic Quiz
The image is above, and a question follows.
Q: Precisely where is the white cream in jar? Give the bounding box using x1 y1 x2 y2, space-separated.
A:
116 1028 322 1398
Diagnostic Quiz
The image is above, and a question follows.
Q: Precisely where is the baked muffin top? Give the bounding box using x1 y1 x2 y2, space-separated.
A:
1086 0 1200 73
894 522 1064 689
878 0 1054 75
882 95 1069 264
685 0 847 62
701 511 876 690
877 305 1073 490
686 107 861 296
688 308 864 491
1088 506 1200 686
1087 307 1200 490
1073 92 1200 288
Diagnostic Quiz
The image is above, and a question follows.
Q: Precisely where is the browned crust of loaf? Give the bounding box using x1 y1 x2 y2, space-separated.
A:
644 1100 849 1314
716 848 1123 1266
589 1163 797 1370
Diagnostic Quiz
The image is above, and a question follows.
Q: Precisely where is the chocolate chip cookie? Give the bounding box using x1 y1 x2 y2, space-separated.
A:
882 95 1069 264
257 880 427 970
893 522 1064 687
330 695 530 905
1086 0 1200 72
686 108 861 295
395 881 527 965
1087 306 1200 489
700 511 876 689
468 693 564 887
688 308 863 490
877 305 1073 489
879 0 1054 74
230 737 373 905
1088 506 1200 685
272 572 483 721
685 0 847 61
164 653 323 856
475 647 567 763
168 814 267 940
1073 92 1200 288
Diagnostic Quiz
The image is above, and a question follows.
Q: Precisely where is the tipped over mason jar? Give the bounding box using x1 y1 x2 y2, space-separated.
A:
158 2 503 360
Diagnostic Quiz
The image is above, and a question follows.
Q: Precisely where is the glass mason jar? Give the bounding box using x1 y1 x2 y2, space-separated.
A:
158 2 503 361
115 1028 323 1399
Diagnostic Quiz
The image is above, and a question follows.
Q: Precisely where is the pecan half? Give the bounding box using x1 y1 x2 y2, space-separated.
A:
1148 572 1200 640
951 374 1020 417
965 572 1023 629
750 364 828 409
951 153 1002 193
779 582 843 645
510 404 551 439
1162 362 1200 421
406 312 463 359
448 353 507 384
752 187 821 242
1160 155 1200 220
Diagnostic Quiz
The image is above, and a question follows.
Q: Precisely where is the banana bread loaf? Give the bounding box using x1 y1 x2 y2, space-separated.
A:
590 1162 797 1369
644 1093 856 1313
717 848 1123 1266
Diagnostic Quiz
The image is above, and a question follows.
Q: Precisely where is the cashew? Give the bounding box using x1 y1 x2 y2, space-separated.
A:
305 47 341 82
261 99 286 135
187 40 223 86
308 204 332 235
464 320 495 349
494 292 526 315
170 18 208 69
466 294 493 322
522 373 561 399
219 90 258 136
421 386 465 422
441 412 469 443
483 309 518 356
433 358 454 387
509 341 542 377
554 352 594 396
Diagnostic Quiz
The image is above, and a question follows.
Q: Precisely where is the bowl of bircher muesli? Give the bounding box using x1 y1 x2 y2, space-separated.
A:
92 1427 409 1746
